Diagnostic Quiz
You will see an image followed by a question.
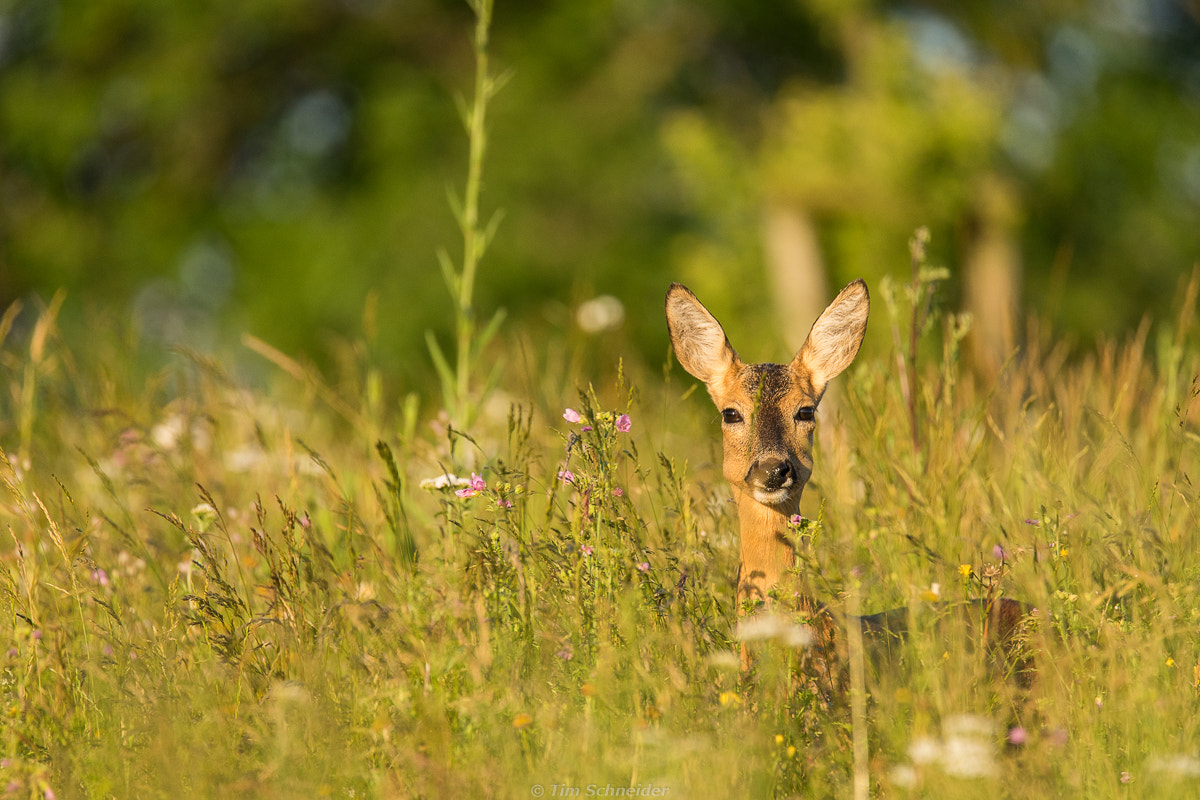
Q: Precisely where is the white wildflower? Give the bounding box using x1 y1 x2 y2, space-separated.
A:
419 473 472 490
735 614 813 648
1149 754 1200 778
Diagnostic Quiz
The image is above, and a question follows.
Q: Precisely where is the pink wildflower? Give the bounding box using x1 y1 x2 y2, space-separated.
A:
637 562 650 572
455 473 486 498
1007 726 1027 746
993 543 1008 561
616 414 632 433
496 498 513 508
558 469 576 484
563 408 582 423
581 545 594 556
612 487 624 497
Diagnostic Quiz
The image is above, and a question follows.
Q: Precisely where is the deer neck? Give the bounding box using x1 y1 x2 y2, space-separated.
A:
734 487 800 608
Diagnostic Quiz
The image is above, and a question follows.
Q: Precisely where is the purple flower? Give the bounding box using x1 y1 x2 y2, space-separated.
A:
1024 518 1040 526
636 561 650 572
581 426 593 432
558 469 576 484
616 414 632 433
563 408 582 423
496 498 513 509
91 568 109 587
993 543 1008 561
581 545 595 556
1007 726 1027 745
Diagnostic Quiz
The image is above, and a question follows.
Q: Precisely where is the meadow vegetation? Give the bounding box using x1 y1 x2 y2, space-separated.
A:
4 4 1200 797
2 260 1199 798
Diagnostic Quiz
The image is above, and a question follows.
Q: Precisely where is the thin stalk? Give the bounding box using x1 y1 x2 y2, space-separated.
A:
906 227 930 453
847 580 869 800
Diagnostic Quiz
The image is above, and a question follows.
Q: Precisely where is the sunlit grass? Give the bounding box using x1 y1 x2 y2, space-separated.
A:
1 271 1199 797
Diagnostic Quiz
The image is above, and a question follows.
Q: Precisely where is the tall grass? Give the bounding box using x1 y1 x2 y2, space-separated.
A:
1 262 1199 798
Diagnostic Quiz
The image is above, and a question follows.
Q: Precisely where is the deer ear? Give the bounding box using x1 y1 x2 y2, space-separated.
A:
793 279 869 399
666 283 740 386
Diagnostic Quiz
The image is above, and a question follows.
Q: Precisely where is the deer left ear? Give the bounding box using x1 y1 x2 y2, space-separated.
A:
793 279 869 399
666 283 741 386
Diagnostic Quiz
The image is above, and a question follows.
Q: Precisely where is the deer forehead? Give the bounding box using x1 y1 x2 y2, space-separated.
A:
711 362 817 409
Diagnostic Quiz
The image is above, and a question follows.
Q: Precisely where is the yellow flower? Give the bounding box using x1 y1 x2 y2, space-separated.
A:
1059 547 1069 558
775 734 785 746
958 564 972 578
1166 657 1176 668
580 683 597 697
719 691 741 707
787 746 797 758
512 713 533 729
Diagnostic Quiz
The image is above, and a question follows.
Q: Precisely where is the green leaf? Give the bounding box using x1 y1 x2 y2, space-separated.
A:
436 248 460 296
425 330 457 412
478 208 506 258
453 91 471 131
445 184 465 229
472 307 507 360
487 67 515 99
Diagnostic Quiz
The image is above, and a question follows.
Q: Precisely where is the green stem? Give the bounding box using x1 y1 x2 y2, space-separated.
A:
455 0 493 424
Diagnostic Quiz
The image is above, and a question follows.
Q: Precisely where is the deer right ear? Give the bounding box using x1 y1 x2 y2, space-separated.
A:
665 283 739 385
793 278 870 399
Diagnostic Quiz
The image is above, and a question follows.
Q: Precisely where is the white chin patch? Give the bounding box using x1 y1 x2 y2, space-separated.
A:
752 488 792 505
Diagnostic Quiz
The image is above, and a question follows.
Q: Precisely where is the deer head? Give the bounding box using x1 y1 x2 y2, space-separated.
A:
665 279 870 605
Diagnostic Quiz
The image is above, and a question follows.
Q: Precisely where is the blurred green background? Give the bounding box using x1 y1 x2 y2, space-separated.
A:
2 0 1199 392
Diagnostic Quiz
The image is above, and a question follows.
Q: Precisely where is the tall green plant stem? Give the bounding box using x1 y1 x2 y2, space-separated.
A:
455 0 493 412
427 0 508 430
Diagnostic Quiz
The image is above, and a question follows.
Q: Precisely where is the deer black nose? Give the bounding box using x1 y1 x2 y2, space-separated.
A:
747 457 792 490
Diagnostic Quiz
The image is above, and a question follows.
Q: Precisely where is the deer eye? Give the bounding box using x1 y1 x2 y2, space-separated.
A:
795 406 816 423
721 408 744 425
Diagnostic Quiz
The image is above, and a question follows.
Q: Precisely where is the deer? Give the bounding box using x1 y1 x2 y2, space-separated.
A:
665 279 1033 690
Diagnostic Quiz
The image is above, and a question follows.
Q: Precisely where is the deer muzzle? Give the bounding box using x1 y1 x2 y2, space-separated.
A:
745 456 796 504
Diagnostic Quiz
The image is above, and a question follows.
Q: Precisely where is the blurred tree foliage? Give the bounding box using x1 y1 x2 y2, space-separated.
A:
1 0 1198 390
